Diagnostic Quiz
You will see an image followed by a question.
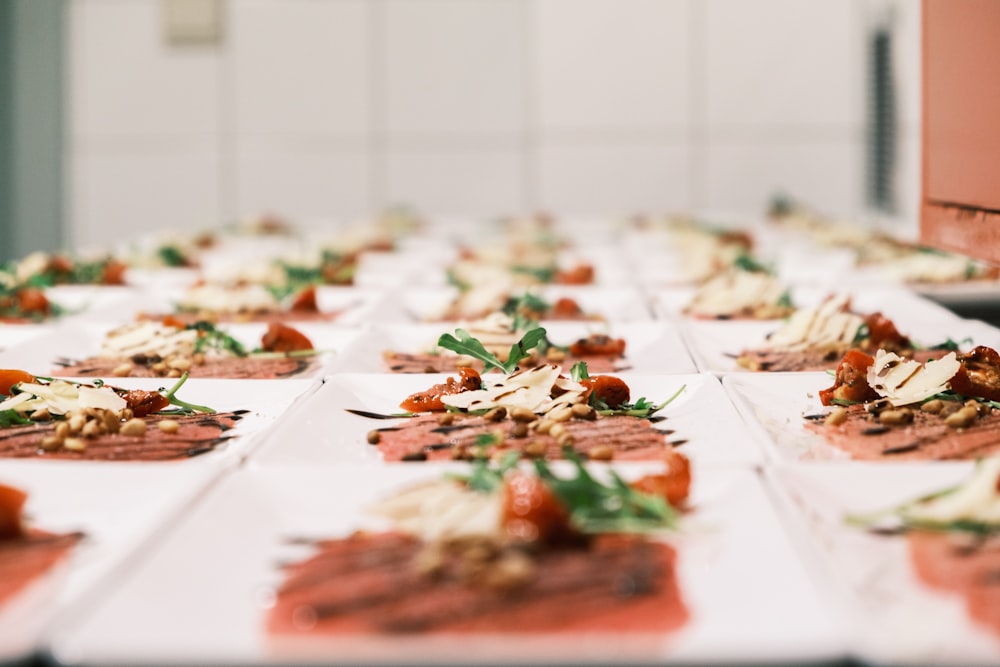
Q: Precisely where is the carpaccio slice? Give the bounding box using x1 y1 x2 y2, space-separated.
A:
0 531 83 607
55 356 319 380
908 531 1000 635
737 346 945 373
803 405 1000 461
370 413 675 462
381 351 622 375
268 532 687 635
0 411 247 461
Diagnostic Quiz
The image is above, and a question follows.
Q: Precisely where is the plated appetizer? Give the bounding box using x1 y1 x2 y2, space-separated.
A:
362 330 685 463
54 319 319 379
683 260 793 320
0 371 245 461
850 458 1000 635
269 453 689 635
435 288 594 323
3 251 128 287
148 283 339 324
0 482 82 608
382 312 627 374
806 346 1000 460
735 293 956 372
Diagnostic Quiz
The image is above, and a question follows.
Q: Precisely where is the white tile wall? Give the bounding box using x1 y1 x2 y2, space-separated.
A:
70 151 220 250
537 140 692 215
65 0 925 242
704 0 863 129
229 0 370 136
382 0 526 138
534 0 692 131
704 138 865 218
385 148 524 217
69 0 220 138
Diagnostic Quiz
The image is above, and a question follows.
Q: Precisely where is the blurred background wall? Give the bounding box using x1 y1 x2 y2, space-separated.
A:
14 0 924 250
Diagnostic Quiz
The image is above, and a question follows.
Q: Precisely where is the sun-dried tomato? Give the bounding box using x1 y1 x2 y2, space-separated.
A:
261 323 314 353
501 472 579 547
950 346 1000 402
568 334 626 358
0 483 27 540
819 349 880 406
0 369 36 396
399 367 482 412
581 375 631 409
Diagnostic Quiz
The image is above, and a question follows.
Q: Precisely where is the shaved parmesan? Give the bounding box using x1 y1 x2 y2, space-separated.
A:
0 380 126 416
766 293 863 350
440 364 586 415
686 269 787 318
867 350 961 407
902 458 1000 524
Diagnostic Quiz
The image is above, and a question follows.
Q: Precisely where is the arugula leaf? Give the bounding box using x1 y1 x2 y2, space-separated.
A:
157 245 189 267
511 265 556 283
732 253 771 274
186 321 247 357
158 372 216 414
535 451 678 533
570 361 590 382
453 451 521 493
927 337 973 352
0 410 31 427
502 293 550 319
593 384 686 418
437 327 548 374
851 323 870 346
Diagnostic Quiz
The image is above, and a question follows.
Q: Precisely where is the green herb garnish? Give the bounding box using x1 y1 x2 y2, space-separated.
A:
157 245 189 267
851 323 870 346
927 337 973 352
186 321 247 356
158 373 216 414
733 254 771 274
570 361 590 382
0 410 31 427
592 384 686 418
535 450 678 533
437 327 548 374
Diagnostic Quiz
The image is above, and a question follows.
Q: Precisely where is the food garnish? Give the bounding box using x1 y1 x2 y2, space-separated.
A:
848 457 1000 536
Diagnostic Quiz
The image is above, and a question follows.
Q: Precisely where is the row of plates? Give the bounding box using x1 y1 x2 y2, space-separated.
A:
1 227 1000 665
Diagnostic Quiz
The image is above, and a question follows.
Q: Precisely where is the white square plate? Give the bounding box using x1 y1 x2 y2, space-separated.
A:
0 378 316 466
766 463 1000 665
0 459 224 664
0 322 362 380
48 464 843 665
252 373 761 466
723 372 886 463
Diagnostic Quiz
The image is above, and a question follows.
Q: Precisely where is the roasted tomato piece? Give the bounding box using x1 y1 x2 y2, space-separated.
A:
550 297 584 318
582 375 631 409
160 315 187 330
554 264 595 285
501 472 579 547
0 483 27 540
100 260 129 285
119 389 170 417
399 367 482 412
289 285 319 313
0 369 36 396
568 334 626 358
950 346 1000 402
630 449 691 507
16 287 50 315
261 322 314 353
863 312 910 351
819 349 880 406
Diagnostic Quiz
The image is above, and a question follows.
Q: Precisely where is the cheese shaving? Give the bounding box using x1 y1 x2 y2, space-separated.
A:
866 350 961 407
